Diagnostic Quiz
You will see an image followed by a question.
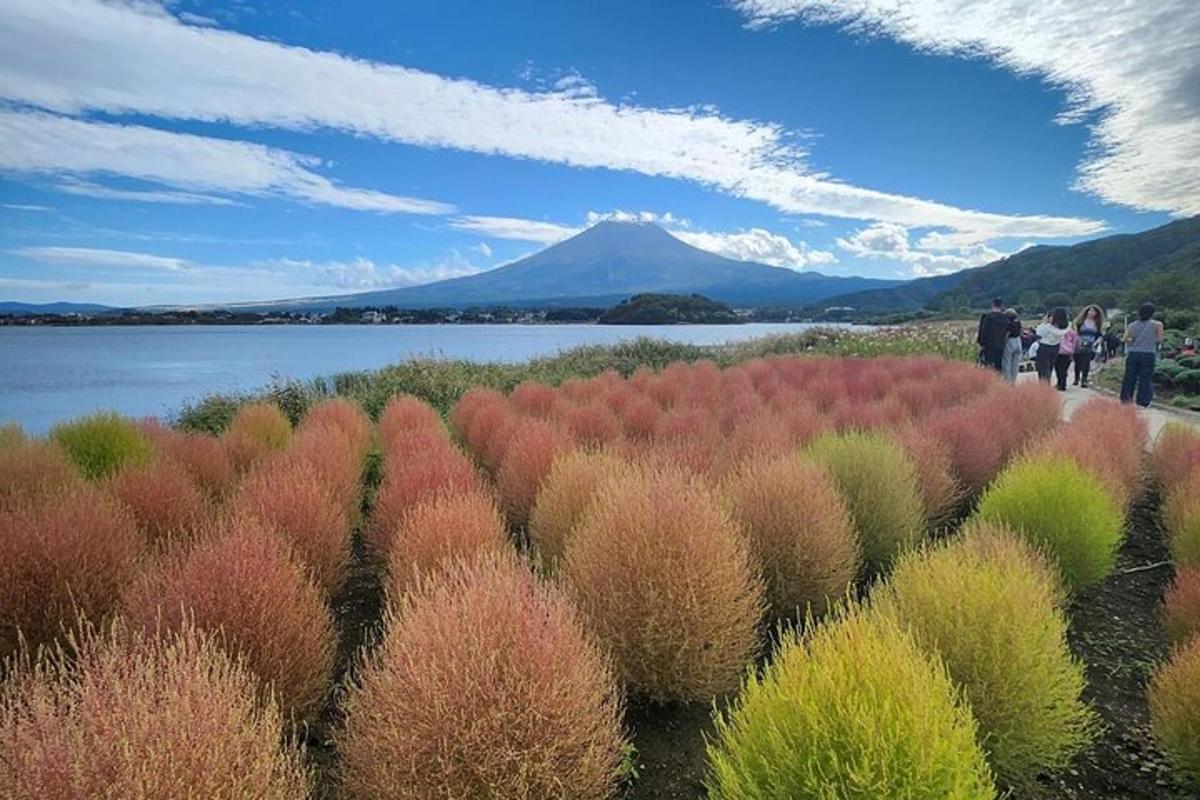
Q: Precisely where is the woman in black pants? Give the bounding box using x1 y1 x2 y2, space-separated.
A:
1034 308 1069 384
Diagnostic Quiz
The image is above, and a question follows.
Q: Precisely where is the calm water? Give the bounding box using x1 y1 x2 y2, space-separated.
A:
0 323 853 433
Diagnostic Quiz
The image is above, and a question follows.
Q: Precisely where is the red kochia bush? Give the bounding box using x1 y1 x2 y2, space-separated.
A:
233 458 350 595
302 397 372 458
1165 567 1200 648
0 440 80 512
1152 423 1200 494
385 490 510 599
159 430 237 499
564 466 765 702
368 445 486 555
722 453 858 619
0 485 141 658
122 518 336 722
496 419 572 527
379 394 442 449
891 425 962 527
0 621 311 799
107 460 211 547
287 425 361 517
565 402 622 446
339 554 625 800
510 381 559 417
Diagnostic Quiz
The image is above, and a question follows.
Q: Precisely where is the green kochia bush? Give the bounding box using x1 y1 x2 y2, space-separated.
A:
805 431 924 575
50 412 153 480
1150 637 1200 788
973 455 1123 591
873 524 1093 786
707 605 997 799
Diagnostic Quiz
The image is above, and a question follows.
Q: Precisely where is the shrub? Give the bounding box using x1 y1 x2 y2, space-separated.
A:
565 402 622 446
805 431 924 575
158 430 237 499
873 524 1092 785
339 554 625 800
0 440 80 511
892 424 963 527
233 458 350 594
0 620 311 799
385 490 510 599
368 445 485 555
563 466 764 702
1152 423 1200 494
1165 471 1200 570
1149 637 1200 788
1071 397 1147 507
973 455 1123 590
122 518 336 722
106 460 211 547
0 423 22 450
1028 426 1136 512
0 485 141 658
50 412 153 480
706 605 996 799
225 401 292 452
1165 567 1200 647
302 396 372 458
722 453 858 619
528 448 633 568
496 419 572 527
379 393 442 451
287 424 362 516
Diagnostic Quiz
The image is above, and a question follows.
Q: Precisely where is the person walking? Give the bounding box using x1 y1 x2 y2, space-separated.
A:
1120 302 1164 407
1001 307 1023 384
1056 317 1077 391
976 298 1009 373
1034 308 1068 384
1073 305 1104 387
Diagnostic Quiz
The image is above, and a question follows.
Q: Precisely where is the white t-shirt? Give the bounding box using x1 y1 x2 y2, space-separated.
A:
1036 322 1066 347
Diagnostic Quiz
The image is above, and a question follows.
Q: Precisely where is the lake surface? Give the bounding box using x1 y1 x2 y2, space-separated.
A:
0 323 856 434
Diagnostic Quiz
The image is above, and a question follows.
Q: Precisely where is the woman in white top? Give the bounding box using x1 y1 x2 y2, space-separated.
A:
1034 308 1069 384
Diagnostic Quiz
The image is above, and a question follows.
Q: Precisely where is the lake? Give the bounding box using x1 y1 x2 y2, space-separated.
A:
0 323 856 434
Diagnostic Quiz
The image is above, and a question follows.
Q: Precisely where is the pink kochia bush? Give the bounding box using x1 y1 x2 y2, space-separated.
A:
121 517 337 723
563 466 765 702
339 554 626 800
232 456 350 595
1164 567 1200 648
385 490 510 600
106 460 211 547
302 397 372 462
496 419 572 527
0 620 311 799
1152 423 1200 494
379 393 443 451
0 439 81 512
0 485 141 658
368 444 486 556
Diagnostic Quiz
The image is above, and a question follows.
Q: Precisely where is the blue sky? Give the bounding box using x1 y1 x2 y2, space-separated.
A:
1 0 1197 305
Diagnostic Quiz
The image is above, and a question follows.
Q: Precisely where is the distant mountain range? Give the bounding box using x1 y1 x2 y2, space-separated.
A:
0 301 117 314
813 215 1200 313
256 221 903 311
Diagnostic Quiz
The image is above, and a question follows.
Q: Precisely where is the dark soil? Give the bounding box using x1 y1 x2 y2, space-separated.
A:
308 492 1193 800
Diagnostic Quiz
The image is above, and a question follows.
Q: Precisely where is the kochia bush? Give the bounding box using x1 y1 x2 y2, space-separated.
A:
339 554 625 800
706 606 996 799
122 518 336 722
0 621 311 799
0 439 80 512
973 455 1124 590
50 412 153 480
528 448 633 568
722 452 858 619
805 431 924 575
385 490 510 599
368 444 485 556
107 460 211 547
225 401 292 452
1164 567 1200 647
1152 423 1200 494
1149 637 1200 788
302 396 372 461
873 524 1093 786
563 466 764 702
0 486 141 658
496 419 572 527
1165 471 1200 570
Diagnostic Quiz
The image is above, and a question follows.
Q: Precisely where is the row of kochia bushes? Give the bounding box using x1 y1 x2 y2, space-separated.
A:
1 353 1198 797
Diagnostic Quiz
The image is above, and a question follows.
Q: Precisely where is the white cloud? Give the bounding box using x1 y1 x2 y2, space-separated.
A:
674 227 836 268
0 0 1102 239
474 242 493 258
53 177 242 206
258 255 482 290
0 109 454 215
836 222 1005 276
732 0 1200 217
1 203 53 212
586 210 691 227
10 245 191 271
447 215 580 244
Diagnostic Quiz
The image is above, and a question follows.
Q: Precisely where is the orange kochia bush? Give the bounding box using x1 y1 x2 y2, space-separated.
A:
496 419 572 527
106 460 211 547
528 448 633 568
0 620 311 799
302 397 372 461
122 518 336 722
1164 567 1200 648
563 466 765 702
369 443 486 556
721 452 858 619
339 554 625 800
1152 424 1200 494
0 485 141 658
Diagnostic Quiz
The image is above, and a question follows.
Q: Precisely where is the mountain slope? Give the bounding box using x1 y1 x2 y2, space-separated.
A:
280 221 901 310
0 301 116 314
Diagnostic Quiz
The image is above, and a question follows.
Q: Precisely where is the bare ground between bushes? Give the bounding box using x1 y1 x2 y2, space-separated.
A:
304 497 1190 800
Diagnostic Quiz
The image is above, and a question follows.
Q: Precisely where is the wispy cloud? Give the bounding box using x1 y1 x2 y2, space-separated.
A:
1 203 53 212
0 0 1102 239
447 215 579 244
53 177 242 206
732 0 1200 217
10 245 191 271
0 109 454 215
257 255 483 290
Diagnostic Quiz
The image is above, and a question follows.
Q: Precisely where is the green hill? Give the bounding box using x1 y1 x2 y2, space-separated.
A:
598 293 742 325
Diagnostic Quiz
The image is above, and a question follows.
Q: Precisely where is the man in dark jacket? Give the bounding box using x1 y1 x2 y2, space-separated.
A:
976 298 1009 372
